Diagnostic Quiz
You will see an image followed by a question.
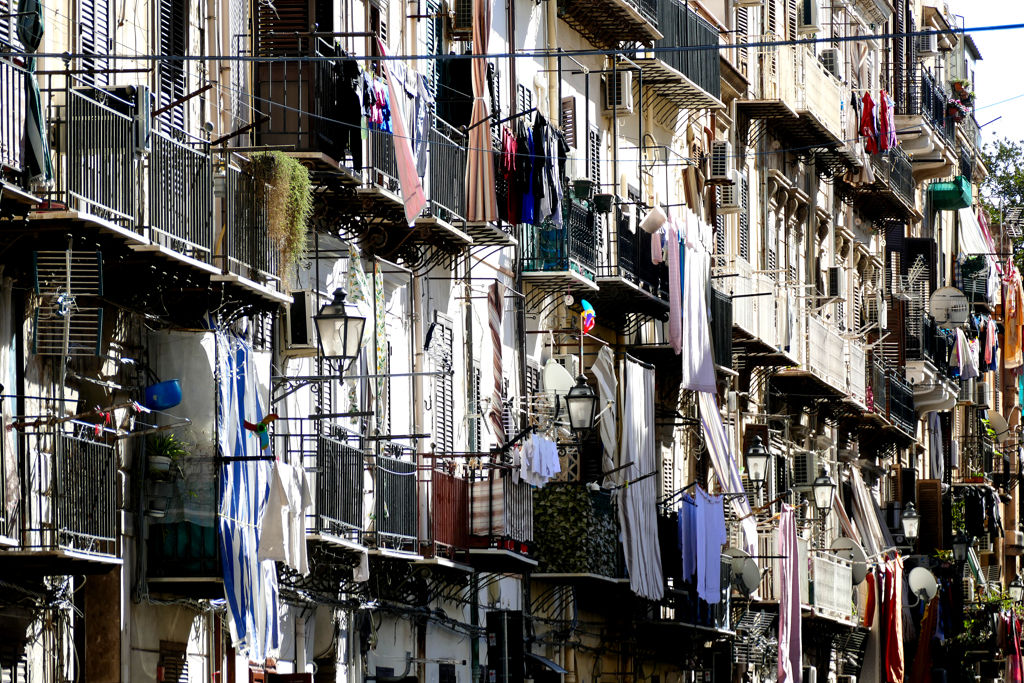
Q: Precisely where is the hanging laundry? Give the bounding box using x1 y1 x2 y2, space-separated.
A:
258 461 313 575
694 487 727 604
680 211 717 392
533 113 552 224
860 91 879 154
678 494 697 582
1005 262 1024 369
518 125 536 225
879 89 897 151
777 503 802 683
883 556 905 683
660 218 682 354
412 72 434 177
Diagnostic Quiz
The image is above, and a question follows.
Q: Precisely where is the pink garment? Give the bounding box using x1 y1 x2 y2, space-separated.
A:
377 40 427 225
884 557 905 683
666 219 682 354
1008 613 1023 683
651 228 664 266
777 504 802 683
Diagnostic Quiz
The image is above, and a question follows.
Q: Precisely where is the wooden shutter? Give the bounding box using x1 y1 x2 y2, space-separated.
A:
158 0 188 130
561 96 576 149
470 363 482 452
80 0 111 85
433 313 454 454
739 173 750 262
735 6 748 76
715 186 726 256
786 0 797 42
588 127 601 187
916 479 943 554
516 83 532 116
425 0 442 99
893 0 905 109
159 641 188 683
255 0 310 56
0 0 18 48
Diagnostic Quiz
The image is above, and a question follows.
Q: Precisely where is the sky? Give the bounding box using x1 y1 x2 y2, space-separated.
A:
959 2 1024 148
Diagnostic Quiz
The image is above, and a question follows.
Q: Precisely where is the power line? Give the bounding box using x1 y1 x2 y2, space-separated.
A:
1 21 1023 63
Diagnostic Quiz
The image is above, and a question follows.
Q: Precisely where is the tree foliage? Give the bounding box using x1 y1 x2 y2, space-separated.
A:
980 136 1024 220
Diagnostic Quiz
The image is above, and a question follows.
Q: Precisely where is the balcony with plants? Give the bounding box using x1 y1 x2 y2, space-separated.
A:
521 198 600 292
893 63 957 182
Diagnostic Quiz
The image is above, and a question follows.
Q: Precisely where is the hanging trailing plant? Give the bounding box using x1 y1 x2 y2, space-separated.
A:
247 151 313 281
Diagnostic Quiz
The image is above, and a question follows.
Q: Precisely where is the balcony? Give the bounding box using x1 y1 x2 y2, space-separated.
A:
0 55 39 214
308 433 365 546
371 454 417 553
894 64 957 182
711 256 795 364
557 0 661 50
842 358 918 446
532 485 623 584
521 200 599 292
757 531 854 624
592 215 669 326
424 466 535 571
838 147 917 222
146 130 214 264
254 40 361 178
774 314 849 399
905 314 959 413
634 0 723 111
219 163 282 293
0 432 121 574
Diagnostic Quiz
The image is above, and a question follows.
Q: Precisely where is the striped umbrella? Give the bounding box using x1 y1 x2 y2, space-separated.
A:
487 282 505 445
465 0 498 222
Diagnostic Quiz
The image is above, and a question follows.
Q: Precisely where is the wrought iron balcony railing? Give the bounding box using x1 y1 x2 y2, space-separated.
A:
0 55 27 176
149 130 213 261
653 0 721 100
425 116 468 223
224 164 281 288
522 200 598 282
374 454 416 550
869 146 914 208
598 217 669 298
895 64 954 143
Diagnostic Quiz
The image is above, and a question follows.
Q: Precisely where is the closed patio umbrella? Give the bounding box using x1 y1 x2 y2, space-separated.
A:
17 0 53 185
465 0 497 222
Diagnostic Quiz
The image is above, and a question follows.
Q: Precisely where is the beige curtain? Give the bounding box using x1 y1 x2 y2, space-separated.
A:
465 0 498 222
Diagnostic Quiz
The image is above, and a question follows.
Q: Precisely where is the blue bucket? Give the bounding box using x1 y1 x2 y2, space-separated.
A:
145 379 182 410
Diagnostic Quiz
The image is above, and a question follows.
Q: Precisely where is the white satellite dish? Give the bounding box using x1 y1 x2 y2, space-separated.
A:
542 358 576 395
987 411 1011 444
908 566 938 602
723 548 761 595
929 287 970 326
830 538 868 585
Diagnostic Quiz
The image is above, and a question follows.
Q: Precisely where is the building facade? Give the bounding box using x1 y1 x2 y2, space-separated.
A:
0 0 1015 681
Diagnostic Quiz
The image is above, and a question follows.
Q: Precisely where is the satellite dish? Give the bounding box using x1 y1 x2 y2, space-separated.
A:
723 548 761 595
542 358 576 395
908 567 938 602
930 287 970 326
830 538 868 585
988 411 1011 444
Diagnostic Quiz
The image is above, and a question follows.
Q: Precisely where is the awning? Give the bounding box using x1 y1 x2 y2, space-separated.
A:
525 652 568 674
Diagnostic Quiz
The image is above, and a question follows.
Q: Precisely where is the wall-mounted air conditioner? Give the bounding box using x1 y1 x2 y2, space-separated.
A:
719 170 744 213
604 71 634 115
798 0 821 34
820 48 843 80
958 378 976 405
792 450 817 489
917 28 939 57
975 380 990 407
552 353 580 378
283 289 320 358
709 140 734 181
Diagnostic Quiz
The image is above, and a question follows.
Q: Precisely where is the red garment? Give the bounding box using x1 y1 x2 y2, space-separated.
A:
860 92 879 154
1009 613 1023 683
884 557 905 683
501 127 519 224
862 569 875 628
908 596 939 683
878 90 893 152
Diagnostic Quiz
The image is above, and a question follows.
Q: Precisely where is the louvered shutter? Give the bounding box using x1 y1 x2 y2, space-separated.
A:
715 187 726 256
561 96 576 149
255 0 310 56
159 641 188 683
425 0 442 99
517 84 532 116
589 127 601 186
158 0 188 130
916 479 943 555
470 363 482 452
433 313 454 454
739 173 750 261
735 6 748 76
893 0 905 108
0 0 18 48
80 0 111 85
786 0 796 42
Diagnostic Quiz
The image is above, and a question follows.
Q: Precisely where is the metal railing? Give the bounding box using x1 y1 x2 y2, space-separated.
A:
895 64 954 143
522 200 598 281
311 435 364 541
869 147 914 208
426 116 467 223
225 165 281 288
369 127 400 194
889 372 915 436
810 552 854 621
600 213 669 298
807 315 846 393
0 56 27 174
149 130 213 261
53 434 117 556
654 0 721 100
868 358 888 416
907 314 953 378
470 475 534 545
960 146 974 183
849 341 867 406
65 87 136 225
374 454 416 549
254 39 348 160
761 529 809 605
147 522 221 578
711 256 784 349
799 47 843 140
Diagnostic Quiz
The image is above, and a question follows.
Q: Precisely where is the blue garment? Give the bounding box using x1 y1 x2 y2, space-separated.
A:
521 128 535 225
679 493 697 581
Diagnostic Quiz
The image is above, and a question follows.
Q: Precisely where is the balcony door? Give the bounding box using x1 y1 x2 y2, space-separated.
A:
158 0 188 132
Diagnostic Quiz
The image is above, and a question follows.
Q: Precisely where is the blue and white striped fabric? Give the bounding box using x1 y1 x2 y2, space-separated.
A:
217 329 280 662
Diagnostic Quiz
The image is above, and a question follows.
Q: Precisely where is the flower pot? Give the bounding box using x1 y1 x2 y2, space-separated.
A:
572 179 595 201
144 379 182 410
147 455 172 473
146 506 167 519
593 193 614 213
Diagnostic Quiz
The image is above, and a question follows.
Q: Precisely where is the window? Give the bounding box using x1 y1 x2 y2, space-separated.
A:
432 314 454 454
470 363 482 453
739 173 749 262
560 96 576 149
158 0 188 130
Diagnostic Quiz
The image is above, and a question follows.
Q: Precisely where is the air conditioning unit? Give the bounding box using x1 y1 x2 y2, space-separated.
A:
798 0 821 34
450 0 473 35
1006 530 1024 556
827 266 845 299
604 71 634 115
283 290 319 358
802 667 817 683
792 450 817 489
962 577 976 602
976 380 990 407
977 533 993 555
958 378 976 405
820 48 843 80
709 140 734 181
552 353 581 378
719 170 743 213
917 28 939 57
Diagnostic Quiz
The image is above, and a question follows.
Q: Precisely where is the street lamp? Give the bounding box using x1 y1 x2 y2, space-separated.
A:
952 532 971 564
563 375 599 439
744 436 770 491
811 468 837 519
313 288 367 372
901 501 921 542
1009 574 1024 603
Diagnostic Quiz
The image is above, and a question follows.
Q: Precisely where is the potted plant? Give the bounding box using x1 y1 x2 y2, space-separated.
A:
593 193 615 213
947 98 967 122
572 178 596 201
146 434 189 479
